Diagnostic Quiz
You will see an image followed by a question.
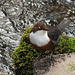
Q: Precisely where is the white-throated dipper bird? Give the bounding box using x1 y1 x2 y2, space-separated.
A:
29 19 71 52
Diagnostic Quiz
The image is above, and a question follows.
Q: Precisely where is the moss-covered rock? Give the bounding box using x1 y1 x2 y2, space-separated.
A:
13 26 75 75
13 26 40 75
54 35 75 54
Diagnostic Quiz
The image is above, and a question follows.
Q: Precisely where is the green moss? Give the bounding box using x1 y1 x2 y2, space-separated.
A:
13 26 75 75
54 35 75 54
13 26 40 75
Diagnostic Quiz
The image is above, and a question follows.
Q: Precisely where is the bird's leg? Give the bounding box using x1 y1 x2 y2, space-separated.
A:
50 51 53 59
49 50 54 63
33 52 43 62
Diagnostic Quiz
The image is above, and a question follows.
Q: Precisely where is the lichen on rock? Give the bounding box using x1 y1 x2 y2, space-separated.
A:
13 26 75 75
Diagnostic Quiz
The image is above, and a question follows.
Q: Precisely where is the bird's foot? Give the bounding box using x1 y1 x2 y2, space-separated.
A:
33 53 42 63
48 51 54 63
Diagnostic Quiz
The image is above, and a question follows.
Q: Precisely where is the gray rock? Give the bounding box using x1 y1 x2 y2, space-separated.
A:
0 9 22 75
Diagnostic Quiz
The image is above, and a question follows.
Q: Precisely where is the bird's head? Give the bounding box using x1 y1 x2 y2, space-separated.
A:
31 22 48 33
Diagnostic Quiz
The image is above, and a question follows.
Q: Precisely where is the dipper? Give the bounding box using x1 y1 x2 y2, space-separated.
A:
29 19 71 52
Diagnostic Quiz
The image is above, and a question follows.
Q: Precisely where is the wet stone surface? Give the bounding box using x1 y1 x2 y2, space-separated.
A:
0 0 75 75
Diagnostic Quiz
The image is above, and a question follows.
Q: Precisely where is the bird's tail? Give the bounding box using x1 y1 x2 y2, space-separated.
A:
57 18 71 32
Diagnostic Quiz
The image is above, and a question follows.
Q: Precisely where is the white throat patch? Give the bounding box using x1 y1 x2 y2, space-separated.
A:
29 30 50 47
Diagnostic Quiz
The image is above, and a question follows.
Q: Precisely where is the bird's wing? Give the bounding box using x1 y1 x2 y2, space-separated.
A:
52 35 61 46
48 19 71 45
48 26 61 41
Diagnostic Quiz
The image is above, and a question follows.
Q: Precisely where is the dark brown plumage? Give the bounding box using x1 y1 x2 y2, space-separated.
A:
29 19 71 51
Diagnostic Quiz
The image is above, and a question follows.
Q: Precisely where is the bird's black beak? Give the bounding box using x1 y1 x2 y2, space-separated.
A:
44 28 48 31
